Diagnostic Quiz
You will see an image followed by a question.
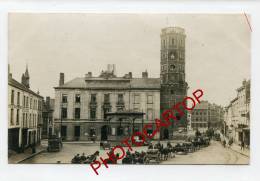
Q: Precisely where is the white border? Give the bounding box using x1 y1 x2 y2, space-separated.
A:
1 1 260 181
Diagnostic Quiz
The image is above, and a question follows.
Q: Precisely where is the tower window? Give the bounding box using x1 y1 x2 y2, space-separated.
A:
170 65 175 71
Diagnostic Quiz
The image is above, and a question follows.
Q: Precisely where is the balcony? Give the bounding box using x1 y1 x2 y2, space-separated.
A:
103 101 111 109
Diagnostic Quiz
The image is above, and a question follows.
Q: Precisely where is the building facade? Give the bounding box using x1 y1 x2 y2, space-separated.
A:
160 27 188 139
42 97 55 139
53 65 161 141
190 101 224 133
8 66 43 152
224 79 250 146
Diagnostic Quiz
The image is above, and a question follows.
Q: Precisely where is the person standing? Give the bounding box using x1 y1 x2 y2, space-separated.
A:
241 140 245 151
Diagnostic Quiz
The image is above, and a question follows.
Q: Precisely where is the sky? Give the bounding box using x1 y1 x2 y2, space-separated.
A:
8 13 251 106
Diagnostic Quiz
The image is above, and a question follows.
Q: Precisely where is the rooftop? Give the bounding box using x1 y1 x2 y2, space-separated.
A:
55 77 160 90
8 76 43 98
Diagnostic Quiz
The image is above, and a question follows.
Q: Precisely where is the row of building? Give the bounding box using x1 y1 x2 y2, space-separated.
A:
188 101 224 133
8 65 55 152
224 80 250 147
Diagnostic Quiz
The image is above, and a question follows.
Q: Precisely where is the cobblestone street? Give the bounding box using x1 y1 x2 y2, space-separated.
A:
21 140 249 164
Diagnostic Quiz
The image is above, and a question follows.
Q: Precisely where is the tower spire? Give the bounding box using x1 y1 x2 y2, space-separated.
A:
21 64 30 88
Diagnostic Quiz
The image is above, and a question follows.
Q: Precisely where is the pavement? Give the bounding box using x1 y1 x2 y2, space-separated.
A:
8 144 47 164
229 143 250 157
20 140 249 164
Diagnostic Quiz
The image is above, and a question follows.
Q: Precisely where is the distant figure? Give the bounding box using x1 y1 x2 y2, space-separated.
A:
222 140 226 148
241 140 245 150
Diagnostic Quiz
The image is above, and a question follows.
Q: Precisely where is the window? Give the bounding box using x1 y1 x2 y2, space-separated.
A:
35 100 38 110
38 100 41 110
91 94 96 103
111 127 116 136
16 109 19 125
17 92 20 106
117 126 123 136
75 108 80 119
75 94 80 103
62 108 67 119
90 128 96 136
26 97 29 108
104 94 110 103
10 109 14 125
22 113 25 127
11 90 14 105
61 126 67 137
170 64 175 71
29 114 31 127
147 95 153 104
25 113 28 127
172 38 175 45
23 96 25 107
118 94 124 103
62 94 67 103
147 109 153 120
30 98 32 109
134 94 140 104
90 109 96 119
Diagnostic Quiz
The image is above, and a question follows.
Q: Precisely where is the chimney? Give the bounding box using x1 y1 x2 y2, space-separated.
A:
59 73 64 86
8 64 12 78
129 72 132 79
142 71 148 78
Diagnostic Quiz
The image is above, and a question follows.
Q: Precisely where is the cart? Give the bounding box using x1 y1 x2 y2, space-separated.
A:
47 135 62 152
146 149 160 163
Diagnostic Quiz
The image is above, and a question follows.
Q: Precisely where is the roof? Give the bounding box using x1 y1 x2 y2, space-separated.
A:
55 77 160 90
8 77 43 98
193 101 209 110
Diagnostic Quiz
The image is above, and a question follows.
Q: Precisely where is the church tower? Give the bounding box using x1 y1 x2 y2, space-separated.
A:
160 27 188 139
21 65 30 88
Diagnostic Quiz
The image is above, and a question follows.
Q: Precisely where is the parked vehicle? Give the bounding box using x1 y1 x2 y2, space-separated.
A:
146 148 161 163
174 143 188 155
47 135 62 152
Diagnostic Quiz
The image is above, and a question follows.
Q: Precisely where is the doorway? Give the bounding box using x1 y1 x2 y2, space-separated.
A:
101 125 108 140
163 128 169 140
74 126 80 140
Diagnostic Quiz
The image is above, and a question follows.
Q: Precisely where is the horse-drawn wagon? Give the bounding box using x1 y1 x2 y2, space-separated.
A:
146 149 160 163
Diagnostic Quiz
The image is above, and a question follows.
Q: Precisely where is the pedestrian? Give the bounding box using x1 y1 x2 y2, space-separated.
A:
241 140 245 151
223 140 226 148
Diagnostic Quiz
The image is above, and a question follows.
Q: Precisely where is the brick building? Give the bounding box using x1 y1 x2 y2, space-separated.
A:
190 101 224 132
160 27 188 139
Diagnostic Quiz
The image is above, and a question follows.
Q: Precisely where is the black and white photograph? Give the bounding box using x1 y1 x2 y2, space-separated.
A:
7 13 250 168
